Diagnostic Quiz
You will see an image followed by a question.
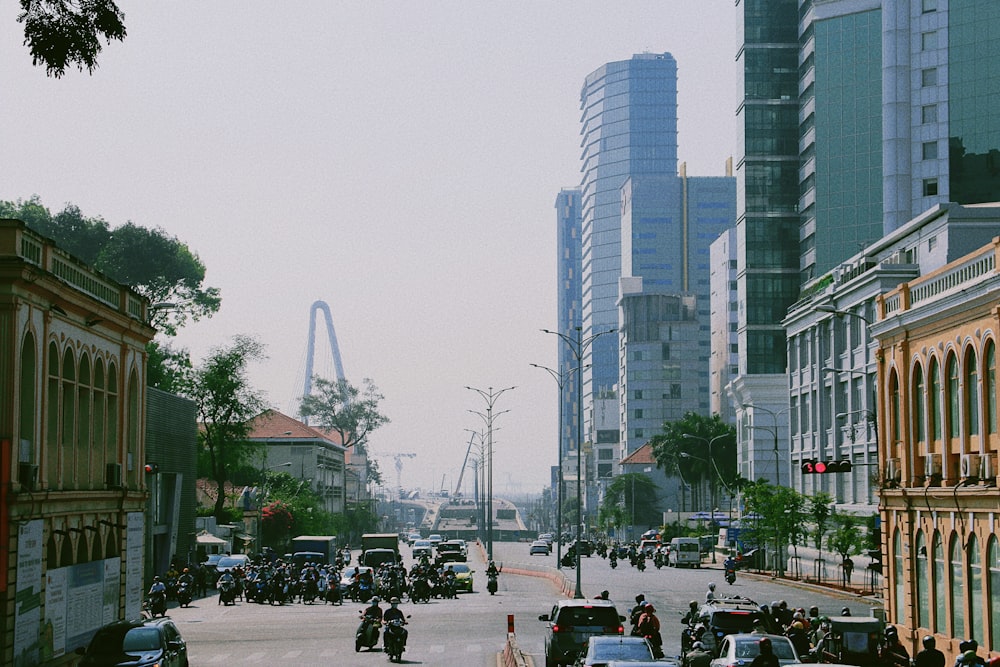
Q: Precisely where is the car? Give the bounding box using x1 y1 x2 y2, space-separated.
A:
411 539 433 560
435 540 467 562
695 598 769 656
539 598 625 666
77 617 188 667
539 532 554 545
578 635 655 666
214 554 250 573
530 540 551 555
443 563 474 592
406 532 422 545
567 539 594 557
338 565 374 596
710 633 800 667
452 539 469 555
427 533 443 546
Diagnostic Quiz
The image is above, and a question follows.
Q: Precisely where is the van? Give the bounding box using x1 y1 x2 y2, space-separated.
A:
668 537 701 568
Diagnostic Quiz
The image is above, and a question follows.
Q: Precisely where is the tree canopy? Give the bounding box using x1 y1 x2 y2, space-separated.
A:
188 336 268 525
298 377 389 455
597 472 661 535
17 0 126 77
1 197 221 336
648 411 737 511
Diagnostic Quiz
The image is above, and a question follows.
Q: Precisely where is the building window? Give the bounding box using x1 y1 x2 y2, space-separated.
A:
969 533 983 642
916 530 929 629
671 384 682 399
634 429 644 438
923 178 939 196
948 354 960 439
930 358 942 442
989 536 1000 647
634 390 643 400
951 532 964 636
922 68 938 87
933 531 946 633
914 364 926 446
634 409 643 419
922 105 938 124
894 530 905 625
921 31 938 51
922 141 938 160
966 348 980 437
891 372 901 447
986 341 997 435
922 0 937 11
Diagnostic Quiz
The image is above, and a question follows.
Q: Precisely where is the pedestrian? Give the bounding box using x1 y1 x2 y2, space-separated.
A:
914 636 945 667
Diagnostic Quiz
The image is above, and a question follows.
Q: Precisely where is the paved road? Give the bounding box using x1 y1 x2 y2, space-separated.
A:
164 541 882 666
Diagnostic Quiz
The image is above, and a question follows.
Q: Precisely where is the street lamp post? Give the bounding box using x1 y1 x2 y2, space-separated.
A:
681 433 735 563
740 404 788 486
530 362 583 570
466 385 515 562
541 326 616 598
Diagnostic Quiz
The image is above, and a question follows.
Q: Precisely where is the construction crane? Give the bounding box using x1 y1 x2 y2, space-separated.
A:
393 453 416 499
453 431 477 498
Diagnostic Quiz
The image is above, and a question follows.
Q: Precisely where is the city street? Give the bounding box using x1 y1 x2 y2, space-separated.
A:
165 541 881 666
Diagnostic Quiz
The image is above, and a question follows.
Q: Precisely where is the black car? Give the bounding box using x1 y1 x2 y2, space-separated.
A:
567 540 594 557
695 597 768 657
539 599 625 666
78 617 188 667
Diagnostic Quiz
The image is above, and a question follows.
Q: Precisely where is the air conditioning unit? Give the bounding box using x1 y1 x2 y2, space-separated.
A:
18 462 38 492
961 453 982 479
105 462 122 488
924 453 942 479
885 458 901 484
981 454 997 483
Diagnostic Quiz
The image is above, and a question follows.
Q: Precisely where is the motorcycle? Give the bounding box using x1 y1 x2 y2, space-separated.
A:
325 578 343 605
636 555 646 572
609 553 618 569
176 581 193 608
301 577 318 604
218 578 237 606
410 576 431 603
356 611 381 652
487 573 498 595
725 567 736 585
149 591 167 617
383 618 408 663
560 552 575 568
654 551 665 569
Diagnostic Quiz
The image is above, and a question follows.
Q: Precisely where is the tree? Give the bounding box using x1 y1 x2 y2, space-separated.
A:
649 411 736 511
1 197 221 337
188 336 268 525
298 377 389 455
741 480 806 577
17 0 126 77
808 492 834 565
598 473 660 537
145 340 192 395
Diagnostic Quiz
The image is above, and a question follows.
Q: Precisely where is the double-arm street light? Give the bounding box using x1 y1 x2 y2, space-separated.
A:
740 404 788 486
529 362 584 570
466 385 515 562
681 433 735 563
541 326 617 598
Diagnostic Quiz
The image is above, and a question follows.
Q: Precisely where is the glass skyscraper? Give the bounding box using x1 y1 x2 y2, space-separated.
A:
579 53 679 411
554 188 582 462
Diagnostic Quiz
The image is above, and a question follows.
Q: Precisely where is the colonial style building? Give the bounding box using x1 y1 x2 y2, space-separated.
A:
0 220 155 665
874 236 1000 663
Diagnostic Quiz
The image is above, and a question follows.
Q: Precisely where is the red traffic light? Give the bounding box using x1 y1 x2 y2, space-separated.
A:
814 461 827 473
801 459 852 474
144 463 159 474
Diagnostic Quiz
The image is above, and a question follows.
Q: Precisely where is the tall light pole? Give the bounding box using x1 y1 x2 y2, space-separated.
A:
740 404 788 486
466 385 515 561
464 429 486 544
542 326 616 598
530 362 582 570
681 433 735 563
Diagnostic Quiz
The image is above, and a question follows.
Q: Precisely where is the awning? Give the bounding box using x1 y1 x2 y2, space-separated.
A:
195 531 228 546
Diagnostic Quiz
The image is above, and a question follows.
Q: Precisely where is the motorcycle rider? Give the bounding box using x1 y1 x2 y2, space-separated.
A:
915 635 946 667
217 570 236 605
683 641 713 667
636 601 664 658
486 560 501 578
880 626 910 667
724 554 737 576
383 597 408 654
705 582 717 602
629 594 646 635
149 575 166 598
750 637 780 667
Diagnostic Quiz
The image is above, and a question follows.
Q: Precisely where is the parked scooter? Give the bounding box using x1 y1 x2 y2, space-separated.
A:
356 610 381 652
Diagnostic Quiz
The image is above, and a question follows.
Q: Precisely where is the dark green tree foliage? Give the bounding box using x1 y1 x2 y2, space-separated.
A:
259 471 335 547
808 492 834 557
649 411 736 510
18 0 126 77
598 472 660 533
1 196 221 340
145 341 193 395
298 377 390 455
189 336 268 525
740 480 806 576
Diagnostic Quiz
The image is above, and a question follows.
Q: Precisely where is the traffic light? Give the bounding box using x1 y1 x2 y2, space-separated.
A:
144 463 159 474
801 459 852 474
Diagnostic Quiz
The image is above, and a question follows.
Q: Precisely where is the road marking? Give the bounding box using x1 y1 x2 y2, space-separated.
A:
243 651 266 662
282 650 303 659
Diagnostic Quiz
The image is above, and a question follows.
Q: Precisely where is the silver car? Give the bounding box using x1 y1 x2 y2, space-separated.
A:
710 633 800 667
577 635 654 666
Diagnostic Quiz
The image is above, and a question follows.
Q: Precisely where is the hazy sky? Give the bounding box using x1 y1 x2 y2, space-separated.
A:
1 2 739 495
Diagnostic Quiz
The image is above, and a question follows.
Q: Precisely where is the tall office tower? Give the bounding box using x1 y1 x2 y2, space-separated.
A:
579 53 679 419
709 228 739 425
618 166 736 456
554 189 582 462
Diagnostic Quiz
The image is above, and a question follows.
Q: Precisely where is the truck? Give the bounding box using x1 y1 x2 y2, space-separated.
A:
290 535 338 566
361 533 400 567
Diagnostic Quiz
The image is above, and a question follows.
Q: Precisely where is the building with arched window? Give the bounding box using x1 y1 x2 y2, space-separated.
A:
874 236 1000 663
0 220 155 664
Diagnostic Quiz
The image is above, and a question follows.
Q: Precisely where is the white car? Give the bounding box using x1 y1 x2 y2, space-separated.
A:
411 539 433 560
578 635 655 666
710 633 800 667
214 554 249 573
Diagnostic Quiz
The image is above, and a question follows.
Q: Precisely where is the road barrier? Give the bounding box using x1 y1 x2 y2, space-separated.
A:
501 630 529 667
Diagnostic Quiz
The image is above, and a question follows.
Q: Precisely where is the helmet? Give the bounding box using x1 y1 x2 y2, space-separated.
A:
371 596 380 603
841 606 851 615
759 637 771 647
708 582 716 590
692 642 704 650
389 597 401 604
963 651 979 664
183 568 189 573
645 604 656 612
689 601 699 608
922 636 936 649
793 612 804 621
791 622 804 630
635 594 645 603
885 626 898 638
809 606 819 616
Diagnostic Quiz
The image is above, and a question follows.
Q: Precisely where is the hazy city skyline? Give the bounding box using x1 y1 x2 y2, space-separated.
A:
0 2 740 493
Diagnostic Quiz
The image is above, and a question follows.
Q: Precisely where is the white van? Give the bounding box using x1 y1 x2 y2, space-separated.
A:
668 537 701 568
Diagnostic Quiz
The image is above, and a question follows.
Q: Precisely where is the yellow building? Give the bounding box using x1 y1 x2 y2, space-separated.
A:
875 237 1000 663
0 220 155 665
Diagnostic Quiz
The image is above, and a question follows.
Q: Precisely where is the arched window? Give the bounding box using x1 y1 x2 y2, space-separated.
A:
75 534 87 565
46 342 60 488
969 533 983 641
915 530 929 629
986 341 997 436
107 363 119 483
989 536 1000 649
933 531 946 633
78 353 92 489
127 369 140 488
59 534 72 567
948 354 960 440
105 529 118 558
950 532 964 636
894 529 905 625
914 363 926 447
61 348 77 488
890 371 901 449
966 347 980 438
930 358 942 442
94 359 107 480
19 332 36 473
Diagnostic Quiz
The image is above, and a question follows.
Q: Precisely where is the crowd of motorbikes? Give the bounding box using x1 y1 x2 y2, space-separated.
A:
561 539 738 582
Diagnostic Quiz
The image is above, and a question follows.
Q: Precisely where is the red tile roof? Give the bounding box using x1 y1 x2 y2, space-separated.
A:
621 442 656 465
246 410 346 447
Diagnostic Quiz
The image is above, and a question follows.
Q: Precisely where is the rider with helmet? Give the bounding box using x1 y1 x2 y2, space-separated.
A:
914 635 946 667
880 626 911 667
